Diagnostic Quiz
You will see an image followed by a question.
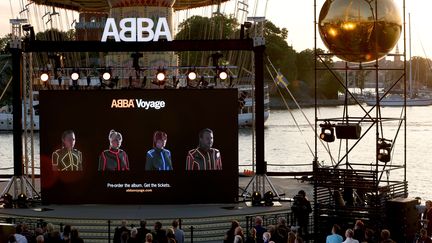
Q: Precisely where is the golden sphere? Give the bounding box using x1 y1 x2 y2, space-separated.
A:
318 0 402 63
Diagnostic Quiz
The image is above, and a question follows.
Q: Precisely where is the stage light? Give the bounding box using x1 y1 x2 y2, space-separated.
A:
319 122 335 142
251 191 262 206
40 72 49 82
70 69 79 81
218 69 228 80
264 191 274 206
16 193 28 208
102 70 111 81
156 68 166 82
377 138 392 163
187 69 197 81
0 193 13 208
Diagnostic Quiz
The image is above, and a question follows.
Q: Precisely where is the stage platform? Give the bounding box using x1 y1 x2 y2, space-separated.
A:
0 176 313 242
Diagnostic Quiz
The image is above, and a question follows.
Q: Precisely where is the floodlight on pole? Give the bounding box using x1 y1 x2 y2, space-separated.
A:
218 69 228 80
40 72 49 82
102 69 111 81
70 69 80 81
156 68 166 82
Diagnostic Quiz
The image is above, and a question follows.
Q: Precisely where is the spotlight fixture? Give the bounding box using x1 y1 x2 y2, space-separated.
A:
16 193 28 208
218 69 228 80
187 68 197 81
40 71 49 82
264 191 274 206
251 191 262 206
70 69 79 81
102 69 111 81
377 138 392 163
319 121 335 142
0 193 13 208
156 68 166 82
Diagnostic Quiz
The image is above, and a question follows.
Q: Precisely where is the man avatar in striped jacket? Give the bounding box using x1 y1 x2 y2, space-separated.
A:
186 128 222 170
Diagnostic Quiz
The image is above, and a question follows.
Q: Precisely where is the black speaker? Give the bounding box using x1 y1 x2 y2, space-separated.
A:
335 124 361 139
386 198 419 243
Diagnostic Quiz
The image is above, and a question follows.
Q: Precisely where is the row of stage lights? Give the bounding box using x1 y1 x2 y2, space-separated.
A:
39 68 229 83
319 122 392 163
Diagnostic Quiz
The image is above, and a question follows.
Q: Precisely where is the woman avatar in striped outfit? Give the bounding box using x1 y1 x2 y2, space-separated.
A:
98 129 129 171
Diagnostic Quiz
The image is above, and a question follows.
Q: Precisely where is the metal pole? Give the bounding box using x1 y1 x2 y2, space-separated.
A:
11 47 23 177
254 45 265 175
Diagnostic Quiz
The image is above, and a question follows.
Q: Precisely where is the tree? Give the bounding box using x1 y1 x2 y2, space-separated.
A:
264 21 297 84
175 15 239 66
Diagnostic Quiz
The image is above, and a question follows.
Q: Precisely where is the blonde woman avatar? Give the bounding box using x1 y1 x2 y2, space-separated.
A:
98 129 130 171
51 130 83 171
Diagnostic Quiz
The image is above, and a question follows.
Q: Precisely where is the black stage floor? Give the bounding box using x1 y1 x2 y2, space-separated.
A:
0 202 289 220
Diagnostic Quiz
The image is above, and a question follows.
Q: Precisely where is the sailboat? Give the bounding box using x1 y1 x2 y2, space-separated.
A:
365 13 432 107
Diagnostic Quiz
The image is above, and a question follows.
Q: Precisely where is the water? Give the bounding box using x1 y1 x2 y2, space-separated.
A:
0 106 431 199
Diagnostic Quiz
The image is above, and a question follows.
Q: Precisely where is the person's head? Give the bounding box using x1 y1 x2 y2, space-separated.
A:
263 232 271 242
36 235 44 243
167 228 175 237
153 131 167 149
380 229 391 240
121 220 128 227
154 221 162 230
288 232 296 243
345 229 354 239
46 223 54 233
198 128 213 150
172 219 179 228
109 130 123 149
354 219 364 230
63 225 72 235
140 220 147 228
234 226 243 236
62 130 75 150
230 220 240 231
277 217 287 226
298 190 306 198
331 224 340 234
364 228 374 240
145 233 153 242
255 216 263 225
426 200 432 209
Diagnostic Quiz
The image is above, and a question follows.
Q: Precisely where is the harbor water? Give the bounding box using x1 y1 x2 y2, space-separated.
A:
0 106 431 199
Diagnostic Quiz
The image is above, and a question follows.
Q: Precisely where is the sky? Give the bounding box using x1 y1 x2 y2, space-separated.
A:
0 0 431 58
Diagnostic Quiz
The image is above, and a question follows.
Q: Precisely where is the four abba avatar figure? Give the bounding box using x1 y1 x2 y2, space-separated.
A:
186 128 222 170
145 131 173 171
98 129 130 171
51 130 83 171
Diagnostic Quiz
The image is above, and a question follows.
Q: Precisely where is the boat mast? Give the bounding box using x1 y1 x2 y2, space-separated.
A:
409 13 412 98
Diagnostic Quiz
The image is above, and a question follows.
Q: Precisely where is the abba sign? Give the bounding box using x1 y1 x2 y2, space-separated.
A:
101 17 172 42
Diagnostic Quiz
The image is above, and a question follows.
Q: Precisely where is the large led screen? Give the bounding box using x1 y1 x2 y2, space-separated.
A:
40 89 238 204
